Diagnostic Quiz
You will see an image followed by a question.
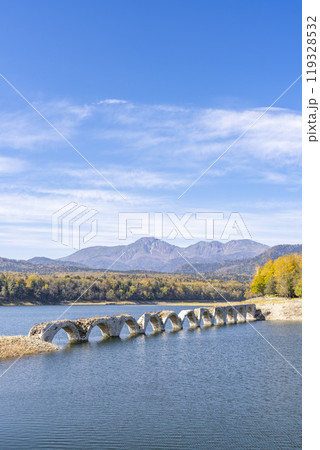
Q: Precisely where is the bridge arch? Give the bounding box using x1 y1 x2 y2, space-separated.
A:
138 313 164 334
225 307 236 324
236 306 246 323
246 305 256 321
29 320 81 344
118 315 142 337
178 310 199 328
85 318 114 341
194 308 213 327
148 314 163 333
158 311 182 331
213 307 225 326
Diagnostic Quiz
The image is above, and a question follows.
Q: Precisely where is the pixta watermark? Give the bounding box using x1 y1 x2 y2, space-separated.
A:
52 202 98 249
118 212 251 241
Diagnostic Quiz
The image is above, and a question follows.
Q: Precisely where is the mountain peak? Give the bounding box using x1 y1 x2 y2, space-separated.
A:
132 237 160 245
59 238 269 272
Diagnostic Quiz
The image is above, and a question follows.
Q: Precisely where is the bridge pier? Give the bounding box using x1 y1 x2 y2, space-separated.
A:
212 307 225 326
178 310 200 328
157 311 183 331
246 304 257 321
194 308 213 326
138 313 164 333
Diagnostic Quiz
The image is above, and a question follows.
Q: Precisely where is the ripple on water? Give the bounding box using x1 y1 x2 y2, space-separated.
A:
0 305 301 449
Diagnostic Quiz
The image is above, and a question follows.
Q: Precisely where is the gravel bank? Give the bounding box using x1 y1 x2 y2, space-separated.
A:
259 300 302 321
0 336 59 360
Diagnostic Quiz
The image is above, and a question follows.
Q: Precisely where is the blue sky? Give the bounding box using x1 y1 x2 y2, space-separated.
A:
0 0 301 259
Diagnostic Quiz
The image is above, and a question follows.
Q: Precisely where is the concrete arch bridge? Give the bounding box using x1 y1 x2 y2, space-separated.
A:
28 304 258 344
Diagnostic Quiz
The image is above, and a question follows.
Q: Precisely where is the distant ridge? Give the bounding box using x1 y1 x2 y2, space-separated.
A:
59 237 269 272
0 257 88 274
0 241 301 276
28 257 88 269
175 244 302 276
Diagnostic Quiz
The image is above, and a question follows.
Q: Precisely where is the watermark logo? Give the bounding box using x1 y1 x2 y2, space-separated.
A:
52 202 98 249
118 212 251 241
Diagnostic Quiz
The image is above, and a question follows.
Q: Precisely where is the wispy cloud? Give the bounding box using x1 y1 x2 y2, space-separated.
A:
0 111 58 149
97 99 127 105
63 167 188 190
0 97 301 257
0 99 301 166
0 156 27 174
91 102 301 171
0 100 93 150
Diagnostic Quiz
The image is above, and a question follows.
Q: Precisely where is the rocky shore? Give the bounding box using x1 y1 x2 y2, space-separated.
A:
0 336 59 360
259 299 302 321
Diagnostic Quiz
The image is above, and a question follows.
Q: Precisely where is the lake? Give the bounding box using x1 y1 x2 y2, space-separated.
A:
0 305 302 449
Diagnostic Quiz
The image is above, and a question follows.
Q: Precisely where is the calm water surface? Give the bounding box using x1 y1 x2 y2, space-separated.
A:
0 305 301 449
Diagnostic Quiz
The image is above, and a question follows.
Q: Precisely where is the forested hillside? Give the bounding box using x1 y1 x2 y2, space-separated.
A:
0 247 302 304
0 272 247 305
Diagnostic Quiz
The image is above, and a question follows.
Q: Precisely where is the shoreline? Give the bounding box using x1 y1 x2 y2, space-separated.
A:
0 297 302 309
0 297 301 306
259 299 302 322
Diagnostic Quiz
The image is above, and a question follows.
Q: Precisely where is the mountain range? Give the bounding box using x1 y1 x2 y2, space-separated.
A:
58 237 269 272
176 244 302 276
0 238 301 276
0 256 87 275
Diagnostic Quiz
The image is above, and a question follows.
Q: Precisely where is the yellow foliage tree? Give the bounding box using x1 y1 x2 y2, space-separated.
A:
250 253 302 298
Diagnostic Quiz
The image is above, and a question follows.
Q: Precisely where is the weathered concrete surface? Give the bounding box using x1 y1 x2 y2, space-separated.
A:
194 308 213 326
178 310 199 328
28 304 259 343
246 304 257 321
157 310 183 330
235 305 246 323
259 300 302 321
211 306 225 326
138 312 164 332
29 320 82 343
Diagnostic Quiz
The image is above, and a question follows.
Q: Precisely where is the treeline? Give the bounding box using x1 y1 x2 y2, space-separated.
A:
249 253 302 298
0 272 248 305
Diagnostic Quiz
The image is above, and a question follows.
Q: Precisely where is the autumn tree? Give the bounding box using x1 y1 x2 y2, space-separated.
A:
250 253 302 298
